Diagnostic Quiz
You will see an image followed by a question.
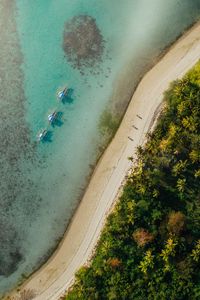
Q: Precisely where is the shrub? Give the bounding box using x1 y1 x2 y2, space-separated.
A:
167 211 185 235
133 228 154 247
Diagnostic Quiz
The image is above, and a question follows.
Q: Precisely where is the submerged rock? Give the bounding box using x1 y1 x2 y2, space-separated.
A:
63 15 105 71
0 221 22 276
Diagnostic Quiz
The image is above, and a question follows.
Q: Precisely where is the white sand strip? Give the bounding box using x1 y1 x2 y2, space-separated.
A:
8 22 200 300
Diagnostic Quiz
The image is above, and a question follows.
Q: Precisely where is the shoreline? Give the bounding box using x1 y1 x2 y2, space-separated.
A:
6 21 200 300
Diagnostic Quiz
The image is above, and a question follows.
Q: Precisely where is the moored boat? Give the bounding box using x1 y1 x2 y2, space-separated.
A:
48 111 57 123
37 129 47 141
58 87 68 100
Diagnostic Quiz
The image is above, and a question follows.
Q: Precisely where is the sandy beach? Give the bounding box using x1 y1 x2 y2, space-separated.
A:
7 22 200 300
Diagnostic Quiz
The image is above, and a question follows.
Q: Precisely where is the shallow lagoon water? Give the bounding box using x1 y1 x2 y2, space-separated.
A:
0 0 200 295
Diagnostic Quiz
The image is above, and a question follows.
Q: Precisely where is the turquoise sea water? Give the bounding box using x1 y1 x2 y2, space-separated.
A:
0 0 200 295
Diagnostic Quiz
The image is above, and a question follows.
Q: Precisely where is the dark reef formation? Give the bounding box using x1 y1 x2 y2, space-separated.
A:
63 15 105 72
0 220 22 276
0 0 40 278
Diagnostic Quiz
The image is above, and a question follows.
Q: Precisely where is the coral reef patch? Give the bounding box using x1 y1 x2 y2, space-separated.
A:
63 15 105 72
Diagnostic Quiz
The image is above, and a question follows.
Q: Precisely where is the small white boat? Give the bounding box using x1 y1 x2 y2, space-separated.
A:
58 87 68 100
37 129 47 141
48 111 57 123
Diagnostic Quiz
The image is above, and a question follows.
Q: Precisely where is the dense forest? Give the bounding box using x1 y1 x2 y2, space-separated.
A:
65 61 200 300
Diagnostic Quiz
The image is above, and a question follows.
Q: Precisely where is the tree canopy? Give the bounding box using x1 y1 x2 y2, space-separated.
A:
65 61 200 300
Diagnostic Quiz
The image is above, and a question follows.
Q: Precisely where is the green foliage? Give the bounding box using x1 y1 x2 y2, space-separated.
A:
160 237 177 272
66 61 200 299
139 250 154 275
191 240 200 262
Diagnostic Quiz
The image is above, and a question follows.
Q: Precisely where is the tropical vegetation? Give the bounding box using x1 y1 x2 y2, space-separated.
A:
65 61 200 299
